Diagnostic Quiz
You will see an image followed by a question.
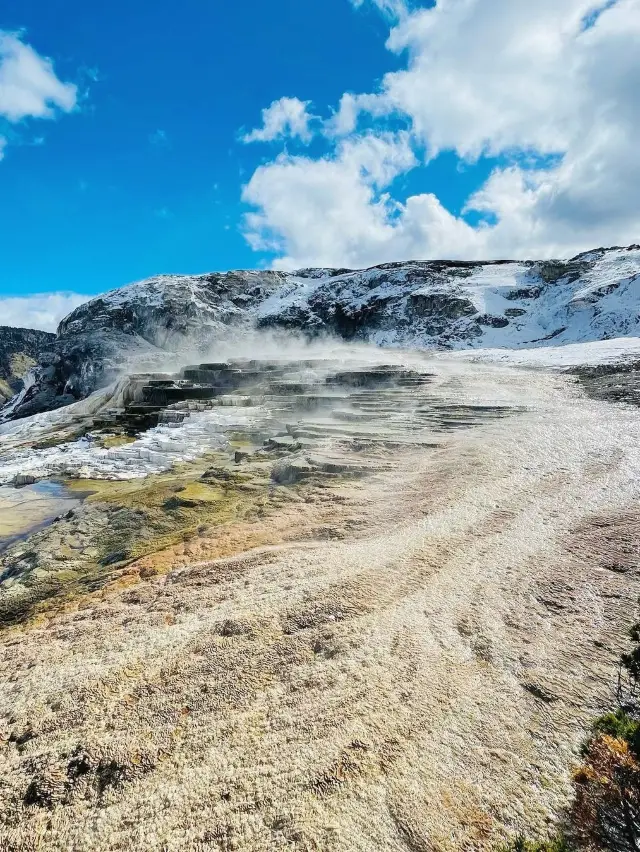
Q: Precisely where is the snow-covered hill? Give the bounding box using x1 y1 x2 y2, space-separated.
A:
257 246 640 348
2 245 639 420
1 271 287 421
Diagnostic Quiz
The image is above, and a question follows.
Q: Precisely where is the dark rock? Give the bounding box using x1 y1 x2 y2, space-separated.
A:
9 726 36 748
523 682 559 703
477 314 510 328
409 292 477 319
201 467 234 483
0 326 55 404
13 474 37 487
99 550 129 566
533 259 593 285
272 458 315 485
163 495 198 510
505 285 543 300
575 361 640 407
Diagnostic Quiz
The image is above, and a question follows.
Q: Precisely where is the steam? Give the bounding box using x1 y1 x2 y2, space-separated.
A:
121 326 437 377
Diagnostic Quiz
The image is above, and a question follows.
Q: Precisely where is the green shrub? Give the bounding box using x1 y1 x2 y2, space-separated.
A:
593 710 640 760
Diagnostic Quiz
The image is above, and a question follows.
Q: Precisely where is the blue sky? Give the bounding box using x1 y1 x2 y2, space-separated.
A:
0 0 638 329
0 0 409 297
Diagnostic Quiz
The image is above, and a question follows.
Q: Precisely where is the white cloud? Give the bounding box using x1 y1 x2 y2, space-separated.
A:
243 97 316 144
0 31 77 161
349 0 408 18
243 132 487 269
0 31 77 122
243 0 640 266
0 293 89 333
327 92 390 137
243 133 420 268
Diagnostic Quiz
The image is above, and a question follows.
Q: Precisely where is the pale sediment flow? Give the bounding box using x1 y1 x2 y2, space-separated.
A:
0 409 235 484
1 362 640 850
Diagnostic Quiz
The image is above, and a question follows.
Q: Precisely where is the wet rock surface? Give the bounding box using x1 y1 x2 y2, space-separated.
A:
0 353 518 486
0 355 517 627
573 360 640 407
0 481 81 557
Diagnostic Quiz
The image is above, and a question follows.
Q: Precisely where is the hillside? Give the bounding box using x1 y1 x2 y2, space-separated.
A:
2 245 639 422
1 250 640 850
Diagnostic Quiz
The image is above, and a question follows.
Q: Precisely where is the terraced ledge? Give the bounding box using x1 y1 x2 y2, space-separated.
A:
0 359 438 621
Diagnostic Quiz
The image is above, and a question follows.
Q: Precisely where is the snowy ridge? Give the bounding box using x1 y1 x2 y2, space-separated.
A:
2 245 640 422
257 246 640 350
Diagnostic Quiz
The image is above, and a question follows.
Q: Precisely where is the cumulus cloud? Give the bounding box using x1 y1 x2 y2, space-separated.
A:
242 0 640 266
243 133 487 269
243 97 316 144
0 293 89 332
0 31 76 122
243 133 418 268
326 92 391 137
0 30 77 160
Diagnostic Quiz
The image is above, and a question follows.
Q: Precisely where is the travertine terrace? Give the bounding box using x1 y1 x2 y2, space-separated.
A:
1 351 639 850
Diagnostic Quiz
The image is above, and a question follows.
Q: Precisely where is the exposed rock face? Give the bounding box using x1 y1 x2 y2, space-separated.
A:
2 245 640 421
0 326 55 405
256 248 640 347
1 272 287 421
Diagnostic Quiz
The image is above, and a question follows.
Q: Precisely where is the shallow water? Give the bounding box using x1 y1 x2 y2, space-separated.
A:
0 480 81 553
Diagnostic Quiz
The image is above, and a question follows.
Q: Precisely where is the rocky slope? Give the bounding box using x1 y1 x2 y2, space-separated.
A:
0 272 287 421
0 326 55 406
2 245 639 421
258 246 640 347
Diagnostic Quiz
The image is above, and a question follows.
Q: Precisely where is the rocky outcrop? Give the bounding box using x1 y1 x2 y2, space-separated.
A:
0 326 55 405
1 272 287 421
255 247 640 349
2 245 640 422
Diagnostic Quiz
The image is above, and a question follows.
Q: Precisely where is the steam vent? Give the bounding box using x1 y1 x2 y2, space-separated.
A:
88 358 515 479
